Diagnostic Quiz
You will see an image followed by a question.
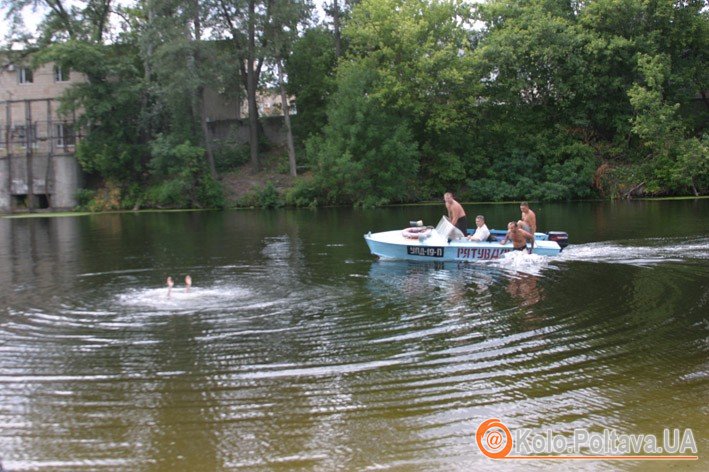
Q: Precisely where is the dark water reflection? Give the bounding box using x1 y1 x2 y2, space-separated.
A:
0 200 707 471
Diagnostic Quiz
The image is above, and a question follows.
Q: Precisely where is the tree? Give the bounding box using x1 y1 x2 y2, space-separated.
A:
323 0 358 58
341 0 480 196
629 53 708 194
213 0 266 170
306 62 419 206
264 0 312 176
1 0 116 45
469 0 708 198
143 0 219 178
286 27 337 143
38 41 149 184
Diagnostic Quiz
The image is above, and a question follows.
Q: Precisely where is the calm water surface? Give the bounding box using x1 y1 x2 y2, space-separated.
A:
0 200 707 471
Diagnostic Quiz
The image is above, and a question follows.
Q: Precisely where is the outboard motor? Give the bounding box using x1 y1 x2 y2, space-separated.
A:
547 231 569 250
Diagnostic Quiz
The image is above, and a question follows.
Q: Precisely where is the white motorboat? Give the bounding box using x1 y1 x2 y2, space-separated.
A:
364 217 568 261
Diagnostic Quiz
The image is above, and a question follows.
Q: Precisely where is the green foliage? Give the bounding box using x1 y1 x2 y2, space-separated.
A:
465 0 707 198
285 177 322 208
145 179 191 208
257 182 283 208
8 0 706 212
304 0 679 203
75 188 96 209
286 27 338 142
146 136 225 208
214 144 250 173
234 182 284 208
37 41 149 183
197 175 226 208
149 136 203 177
628 52 709 194
73 182 122 212
305 62 420 206
419 149 467 198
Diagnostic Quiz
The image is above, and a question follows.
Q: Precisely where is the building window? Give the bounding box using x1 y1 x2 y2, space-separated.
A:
14 124 37 147
18 67 33 84
15 125 26 145
56 123 76 147
54 65 70 82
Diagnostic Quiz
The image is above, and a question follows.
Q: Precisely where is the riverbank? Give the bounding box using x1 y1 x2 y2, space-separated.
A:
3 194 708 218
2 157 707 218
221 166 297 207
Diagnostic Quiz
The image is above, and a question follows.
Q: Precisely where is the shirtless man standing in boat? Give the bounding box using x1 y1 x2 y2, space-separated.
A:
444 192 468 235
518 202 537 234
501 221 535 254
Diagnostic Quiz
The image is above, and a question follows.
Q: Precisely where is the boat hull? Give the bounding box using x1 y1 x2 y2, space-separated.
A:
364 230 561 261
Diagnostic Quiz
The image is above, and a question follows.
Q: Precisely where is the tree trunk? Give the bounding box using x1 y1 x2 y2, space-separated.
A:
192 0 217 179
247 0 259 171
333 0 341 57
624 181 645 199
140 5 155 151
277 57 296 176
198 86 218 179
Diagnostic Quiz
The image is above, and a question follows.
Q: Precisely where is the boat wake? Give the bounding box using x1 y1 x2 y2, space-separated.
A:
556 236 709 266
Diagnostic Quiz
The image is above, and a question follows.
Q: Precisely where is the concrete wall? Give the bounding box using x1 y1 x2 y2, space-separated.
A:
52 155 80 209
0 157 9 210
0 61 85 104
0 153 79 212
209 115 289 147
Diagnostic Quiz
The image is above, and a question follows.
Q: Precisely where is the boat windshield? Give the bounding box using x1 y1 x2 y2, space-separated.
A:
435 216 465 240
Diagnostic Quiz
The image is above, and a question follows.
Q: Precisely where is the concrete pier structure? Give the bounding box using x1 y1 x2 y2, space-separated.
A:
1 59 84 213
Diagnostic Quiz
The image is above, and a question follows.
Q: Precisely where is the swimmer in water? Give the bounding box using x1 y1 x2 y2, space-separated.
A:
185 275 192 292
167 276 174 298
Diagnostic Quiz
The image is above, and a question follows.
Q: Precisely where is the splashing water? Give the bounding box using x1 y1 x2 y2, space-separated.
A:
116 285 253 311
489 249 550 276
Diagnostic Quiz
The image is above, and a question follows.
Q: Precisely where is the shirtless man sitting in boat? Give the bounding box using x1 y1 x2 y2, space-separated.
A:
501 221 534 254
444 192 468 235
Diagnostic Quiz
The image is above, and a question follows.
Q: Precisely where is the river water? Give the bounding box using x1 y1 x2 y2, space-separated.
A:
0 200 707 471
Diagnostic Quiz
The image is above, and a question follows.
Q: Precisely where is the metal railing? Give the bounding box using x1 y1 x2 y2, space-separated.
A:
1 121 82 156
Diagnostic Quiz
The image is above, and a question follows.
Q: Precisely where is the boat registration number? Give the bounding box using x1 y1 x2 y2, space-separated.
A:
407 246 444 257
